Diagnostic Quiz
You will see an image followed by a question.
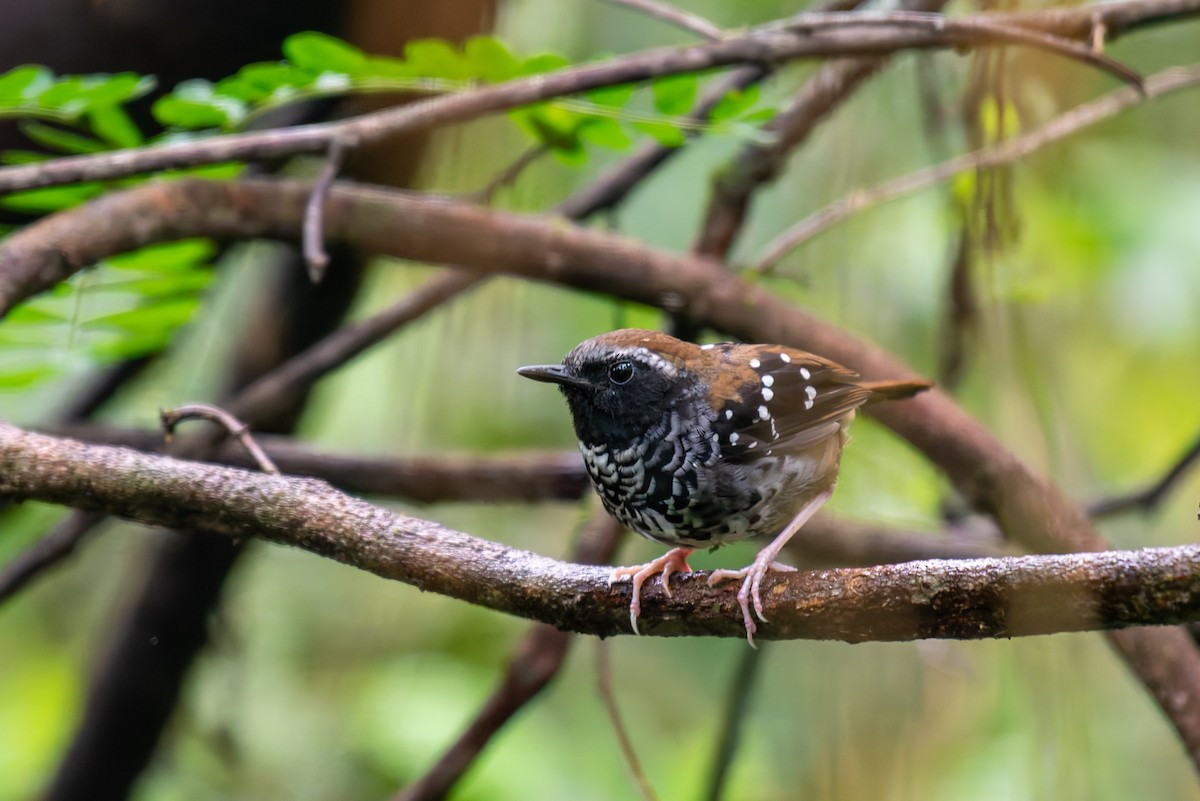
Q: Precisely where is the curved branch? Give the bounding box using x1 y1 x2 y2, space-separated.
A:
3 421 1200 642
6 177 1200 760
0 1 1185 195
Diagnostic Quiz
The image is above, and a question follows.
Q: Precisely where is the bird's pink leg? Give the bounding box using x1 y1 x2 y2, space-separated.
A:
708 489 833 646
609 547 695 635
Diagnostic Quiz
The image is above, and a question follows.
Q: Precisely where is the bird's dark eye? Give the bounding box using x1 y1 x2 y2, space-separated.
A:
608 360 635 385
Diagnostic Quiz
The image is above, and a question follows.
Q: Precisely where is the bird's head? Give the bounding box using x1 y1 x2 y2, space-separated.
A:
517 329 701 445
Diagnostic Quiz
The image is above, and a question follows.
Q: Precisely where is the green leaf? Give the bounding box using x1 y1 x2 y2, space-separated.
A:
738 107 777 124
404 39 471 80
213 73 268 103
0 66 54 104
152 95 233 129
95 271 213 297
632 119 686 147
35 77 89 112
0 150 51 165
1 183 104 211
17 121 105 154
709 84 761 122
283 32 367 75
549 141 588 167
5 304 67 324
87 297 200 334
584 84 635 108
511 104 584 151
88 105 143 148
578 117 631 150
104 239 216 271
84 72 156 105
519 52 571 76
464 36 520 82
361 56 418 79
651 73 697 116
0 365 61 390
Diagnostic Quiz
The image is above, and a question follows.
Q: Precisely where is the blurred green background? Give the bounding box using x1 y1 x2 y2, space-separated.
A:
2 0 1200 799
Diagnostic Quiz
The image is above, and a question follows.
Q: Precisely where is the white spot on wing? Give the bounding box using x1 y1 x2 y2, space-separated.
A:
761 387 774 401
800 367 811 379
701 343 715 350
805 385 817 400
779 353 791 363
725 409 733 420
761 375 774 387
749 358 761 368
758 405 770 421
729 432 739 445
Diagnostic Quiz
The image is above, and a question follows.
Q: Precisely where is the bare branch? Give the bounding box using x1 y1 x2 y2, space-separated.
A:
0 510 107 603
458 145 548 205
753 64 1200 271
227 269 484 425
160 403 280 475
302 140 346 282
0 1 1187 195
599 0 724 40
5 422 1200 643
773 11 1144 89
1090 427 1200 518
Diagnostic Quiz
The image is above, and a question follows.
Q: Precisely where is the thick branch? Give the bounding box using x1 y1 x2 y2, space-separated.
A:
6 178 1200 759
2 422 1200 642
44 422 1013 571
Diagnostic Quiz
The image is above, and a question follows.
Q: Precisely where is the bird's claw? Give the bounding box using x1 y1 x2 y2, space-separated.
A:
608 547 694 635
709 559 795 646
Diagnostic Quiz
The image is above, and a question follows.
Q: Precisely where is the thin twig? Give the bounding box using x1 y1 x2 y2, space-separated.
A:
774 11 1145 90
227 270 483 424
458 145 548 205
160 403 279 475
1090 427 1200 518
303 139 347 283
599 0 724 40
394 515 622 801
693 0 946 260
596 640 663 801
752 64 1200 272
703 645 766 801
0 510 107 603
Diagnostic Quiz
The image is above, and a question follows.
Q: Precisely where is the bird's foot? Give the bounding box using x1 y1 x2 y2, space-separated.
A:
609 547 695 635
708 557 796 647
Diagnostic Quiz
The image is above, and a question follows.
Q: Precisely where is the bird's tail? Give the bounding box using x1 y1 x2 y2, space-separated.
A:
861 378 933 404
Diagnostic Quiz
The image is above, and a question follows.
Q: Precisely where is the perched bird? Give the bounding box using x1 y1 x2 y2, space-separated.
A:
518 329 930 644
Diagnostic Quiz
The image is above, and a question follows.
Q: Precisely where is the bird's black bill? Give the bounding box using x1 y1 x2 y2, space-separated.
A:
517 364 596 390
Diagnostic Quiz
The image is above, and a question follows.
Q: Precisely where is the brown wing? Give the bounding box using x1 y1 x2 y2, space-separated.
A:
702 344 871 460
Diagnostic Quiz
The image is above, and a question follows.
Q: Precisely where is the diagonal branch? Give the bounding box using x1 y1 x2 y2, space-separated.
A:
753 64 1200 270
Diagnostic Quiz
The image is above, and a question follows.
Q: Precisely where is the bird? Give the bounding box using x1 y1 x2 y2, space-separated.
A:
518 328 931 645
